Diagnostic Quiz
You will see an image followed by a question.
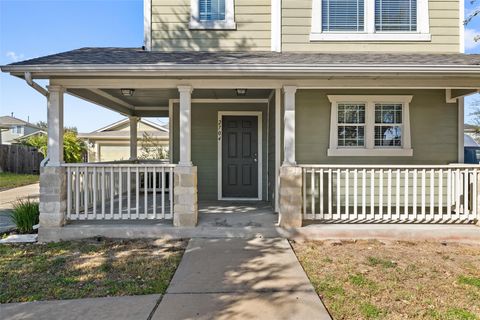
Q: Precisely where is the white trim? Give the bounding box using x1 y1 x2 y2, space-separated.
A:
143 0 152 51
327 95 413 157
458 97 465 163
189 0 236 30
274 88 281 212
459 0 465 53
271 0 282 52
171 99 269 104
310 0 431 42
94 117 168 133
169 99 174 164
309 33 431 42
217 111 263 201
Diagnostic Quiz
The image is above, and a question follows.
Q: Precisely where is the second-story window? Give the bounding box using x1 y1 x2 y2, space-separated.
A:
375 0 417 31
190 0 236 30
311 0 429 41
199 0 226 21
322 0 365 32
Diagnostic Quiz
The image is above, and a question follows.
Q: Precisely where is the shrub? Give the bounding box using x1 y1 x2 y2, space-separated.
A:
9 199 40 234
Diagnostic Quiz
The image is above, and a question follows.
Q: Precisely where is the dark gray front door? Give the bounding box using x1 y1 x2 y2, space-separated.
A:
222 116 258 198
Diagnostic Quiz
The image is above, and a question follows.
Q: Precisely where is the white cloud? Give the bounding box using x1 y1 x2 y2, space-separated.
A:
5 51 24 62
465 28 480 50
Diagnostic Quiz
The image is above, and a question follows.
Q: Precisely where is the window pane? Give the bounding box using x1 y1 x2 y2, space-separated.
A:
338 126 365 147
322 0 365 31
338 104 366 124
375 0 417 31
375 104 402 124
199 0 226 21
374 126 402 146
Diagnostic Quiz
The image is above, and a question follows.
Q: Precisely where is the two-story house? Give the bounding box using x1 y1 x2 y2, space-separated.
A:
1 0 479 241
0 115 45 145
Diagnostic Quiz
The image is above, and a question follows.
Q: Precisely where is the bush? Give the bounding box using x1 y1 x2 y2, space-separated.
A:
9 199 40 234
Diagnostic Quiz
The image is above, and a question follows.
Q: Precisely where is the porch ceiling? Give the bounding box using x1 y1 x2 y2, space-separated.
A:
67 88 273 117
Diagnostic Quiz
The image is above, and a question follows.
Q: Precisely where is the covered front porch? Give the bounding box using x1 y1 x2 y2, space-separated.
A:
2 50 480 240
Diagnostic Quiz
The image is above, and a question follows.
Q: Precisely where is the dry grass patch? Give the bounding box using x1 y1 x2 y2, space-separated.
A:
292 240 480 320
0 238 186 303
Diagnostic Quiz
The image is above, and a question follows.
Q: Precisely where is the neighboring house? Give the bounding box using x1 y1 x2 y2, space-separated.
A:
78 118 169 162
464 134 480 164
1 0 480 240
0 115 45 145
465 123 480 144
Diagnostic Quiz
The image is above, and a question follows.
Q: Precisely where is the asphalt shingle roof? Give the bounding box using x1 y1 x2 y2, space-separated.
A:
7 47 480 66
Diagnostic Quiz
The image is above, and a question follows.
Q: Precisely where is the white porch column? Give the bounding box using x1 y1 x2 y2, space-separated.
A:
283 86 297 166
129 116 139 160
178 85 193 166
46 85 64 166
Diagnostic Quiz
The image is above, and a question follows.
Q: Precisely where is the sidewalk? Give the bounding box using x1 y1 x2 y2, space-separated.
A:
0 183 39 233
2 294 161 320
153 238 331 320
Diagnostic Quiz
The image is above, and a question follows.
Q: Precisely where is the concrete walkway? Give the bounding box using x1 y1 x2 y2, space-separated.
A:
0 183 39 233
153 238 331 320
1 294 161 320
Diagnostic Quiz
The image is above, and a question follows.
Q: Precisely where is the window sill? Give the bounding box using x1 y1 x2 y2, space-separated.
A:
189 19 237 30
310 33 431 42
328 148 414 157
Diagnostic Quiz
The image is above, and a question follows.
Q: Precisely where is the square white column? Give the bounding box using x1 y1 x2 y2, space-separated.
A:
129 116 139 160
178 85 193 166
46 85 65 166
283 86 297 166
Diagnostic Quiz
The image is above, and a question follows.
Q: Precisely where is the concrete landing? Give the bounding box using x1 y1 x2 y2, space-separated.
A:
152 238 331 320
1 294 161 320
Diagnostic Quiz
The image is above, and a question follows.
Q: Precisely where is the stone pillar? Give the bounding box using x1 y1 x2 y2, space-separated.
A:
283 86 297 166
129 116 139 160
173 165 198 227
278 165 303 228
178 85 193 166
40 85 67 228
46 85 64 166
39 166 67 227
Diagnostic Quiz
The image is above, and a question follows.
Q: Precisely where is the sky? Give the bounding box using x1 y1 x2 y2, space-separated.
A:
0 0 479 132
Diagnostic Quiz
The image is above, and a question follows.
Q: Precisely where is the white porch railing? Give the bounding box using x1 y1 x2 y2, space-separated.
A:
300 165 480 223
63 163 175 221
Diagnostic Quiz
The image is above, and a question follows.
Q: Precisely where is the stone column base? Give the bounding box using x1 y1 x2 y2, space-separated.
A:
278 165 303 228
39 166 67 228
173 166 198 227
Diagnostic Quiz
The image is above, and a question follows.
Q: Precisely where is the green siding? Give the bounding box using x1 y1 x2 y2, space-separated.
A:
267 94 277 206
173 103 269 201
296 89 459 165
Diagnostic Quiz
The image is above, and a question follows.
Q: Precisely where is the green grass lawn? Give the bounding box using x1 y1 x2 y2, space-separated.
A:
0 239 186 303
0 173 39 190
292 240 480 320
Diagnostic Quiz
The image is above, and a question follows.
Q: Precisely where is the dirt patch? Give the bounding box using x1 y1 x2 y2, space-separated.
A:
0 238 187 303
292 240 480 319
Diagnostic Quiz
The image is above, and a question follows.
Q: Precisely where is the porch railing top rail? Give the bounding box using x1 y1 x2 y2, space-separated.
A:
299 164 480 169
61 163 176 168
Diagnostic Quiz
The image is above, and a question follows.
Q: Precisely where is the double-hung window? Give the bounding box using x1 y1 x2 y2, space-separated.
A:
311 0 430 41
328 95 413 156
190 0 236 30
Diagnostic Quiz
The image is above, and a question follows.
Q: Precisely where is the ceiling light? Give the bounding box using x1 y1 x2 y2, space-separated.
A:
236 89 247 96
121 89 135 97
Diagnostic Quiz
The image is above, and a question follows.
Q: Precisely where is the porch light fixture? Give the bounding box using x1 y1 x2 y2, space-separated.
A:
120 89 135 97
235 89 247 96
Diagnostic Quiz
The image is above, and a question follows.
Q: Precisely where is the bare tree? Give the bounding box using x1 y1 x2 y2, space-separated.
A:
465 0 480 42
139 132 169 160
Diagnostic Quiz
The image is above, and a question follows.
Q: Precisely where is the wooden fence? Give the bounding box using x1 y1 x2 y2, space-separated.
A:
0 144 44 174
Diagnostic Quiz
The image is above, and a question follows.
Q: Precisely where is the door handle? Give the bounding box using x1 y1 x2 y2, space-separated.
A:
253 153 257 162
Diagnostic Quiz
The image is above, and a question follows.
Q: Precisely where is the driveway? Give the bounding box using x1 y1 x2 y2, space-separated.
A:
0 183 39 233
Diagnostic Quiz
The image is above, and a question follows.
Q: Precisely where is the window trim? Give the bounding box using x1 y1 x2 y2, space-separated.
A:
310 0 430 42
189 0 236 30
328 95 413 157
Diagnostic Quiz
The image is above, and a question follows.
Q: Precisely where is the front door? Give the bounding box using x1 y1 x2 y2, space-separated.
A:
222 116 258 198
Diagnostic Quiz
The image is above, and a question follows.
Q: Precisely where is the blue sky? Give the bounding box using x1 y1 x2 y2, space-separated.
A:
0 0 479 132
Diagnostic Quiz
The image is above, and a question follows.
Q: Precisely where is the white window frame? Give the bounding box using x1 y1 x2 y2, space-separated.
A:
189 0 236 30
310 0 430 41
328 95 413 157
